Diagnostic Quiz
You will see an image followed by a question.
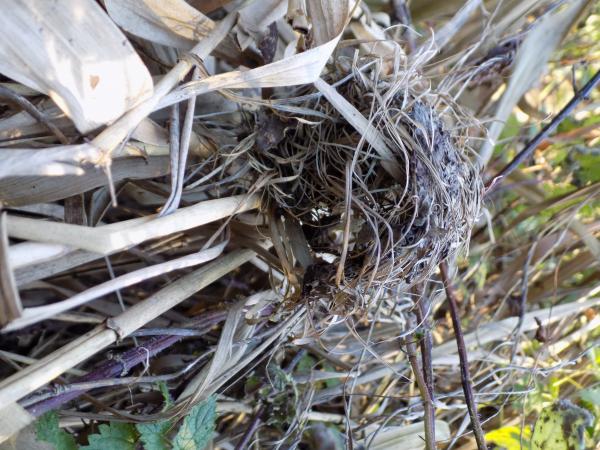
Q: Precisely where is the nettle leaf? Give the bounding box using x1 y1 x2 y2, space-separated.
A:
532 400 593 450
35 411 78 450
172 396 217 450
137 420 173 450
81 422 138 450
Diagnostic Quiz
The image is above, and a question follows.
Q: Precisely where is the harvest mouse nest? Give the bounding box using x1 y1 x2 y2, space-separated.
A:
250 59 482 304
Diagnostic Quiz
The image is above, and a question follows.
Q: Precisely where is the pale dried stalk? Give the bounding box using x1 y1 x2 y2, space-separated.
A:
0 155 169 205
161 67 201 216
3 242 228 332
420 0 482 53
0 403 34 443
15 249 98 287
0 213 21 326
6 194 260 255
0 249 256 410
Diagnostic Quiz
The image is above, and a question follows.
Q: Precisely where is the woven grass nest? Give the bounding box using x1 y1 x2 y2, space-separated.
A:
246 57 483 308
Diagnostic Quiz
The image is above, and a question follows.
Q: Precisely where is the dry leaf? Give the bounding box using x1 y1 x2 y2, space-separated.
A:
6 194 260 255
0 0 153 133
105 0 214 49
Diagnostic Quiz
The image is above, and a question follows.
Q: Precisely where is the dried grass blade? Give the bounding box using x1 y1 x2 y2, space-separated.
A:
306 0 350 46
2 241 228 332
90 8 238 157
6 194 260 255
158 32 344 108
105 0 214 49
0 212 21 326
361 420 451 450
0 156 169 206
0 403 34 444
419 0 482 54
0 0 153 133
0 145 102 178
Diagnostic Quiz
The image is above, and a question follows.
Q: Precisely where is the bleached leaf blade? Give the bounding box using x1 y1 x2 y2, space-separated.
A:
0 145 101 178
306 0 350 46
105 0 214 49
0 0 153 134
159 32 344 109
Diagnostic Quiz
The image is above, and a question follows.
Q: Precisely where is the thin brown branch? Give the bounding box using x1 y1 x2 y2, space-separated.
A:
234 405 265 450
439 262 486 450
486 69 600 193
405 314 436 450
415 293 434 399
0 85 69 144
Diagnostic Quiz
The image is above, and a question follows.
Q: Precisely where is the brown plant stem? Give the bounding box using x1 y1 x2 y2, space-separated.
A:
439 262 486 450
416 295 434 399
234 405 265 450
405 315 436 450
486 69 600 193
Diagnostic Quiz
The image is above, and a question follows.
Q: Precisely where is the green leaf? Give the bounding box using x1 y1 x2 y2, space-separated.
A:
580 388 600 406
296 354 316 374
172 396 217 450
137 420 172 450
485 425 531 450
574 153 600 184
531 400 593 450
81 422 138 450
35 411 78 450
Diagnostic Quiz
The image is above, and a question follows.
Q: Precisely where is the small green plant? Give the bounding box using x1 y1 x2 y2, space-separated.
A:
35 412 77 450
35 396 217 450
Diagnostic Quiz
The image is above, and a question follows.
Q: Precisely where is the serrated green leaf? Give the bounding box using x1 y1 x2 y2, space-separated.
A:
81 422 138 450
137 420 172 450
531 400 593 450
172 396 216 450
35 411 78 450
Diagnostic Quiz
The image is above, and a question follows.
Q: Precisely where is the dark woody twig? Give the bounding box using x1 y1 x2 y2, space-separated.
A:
439 262 486 450
415 289 434 399
0 85 69 144
486 69 600 194
24 311 227 416
405 314 436 450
